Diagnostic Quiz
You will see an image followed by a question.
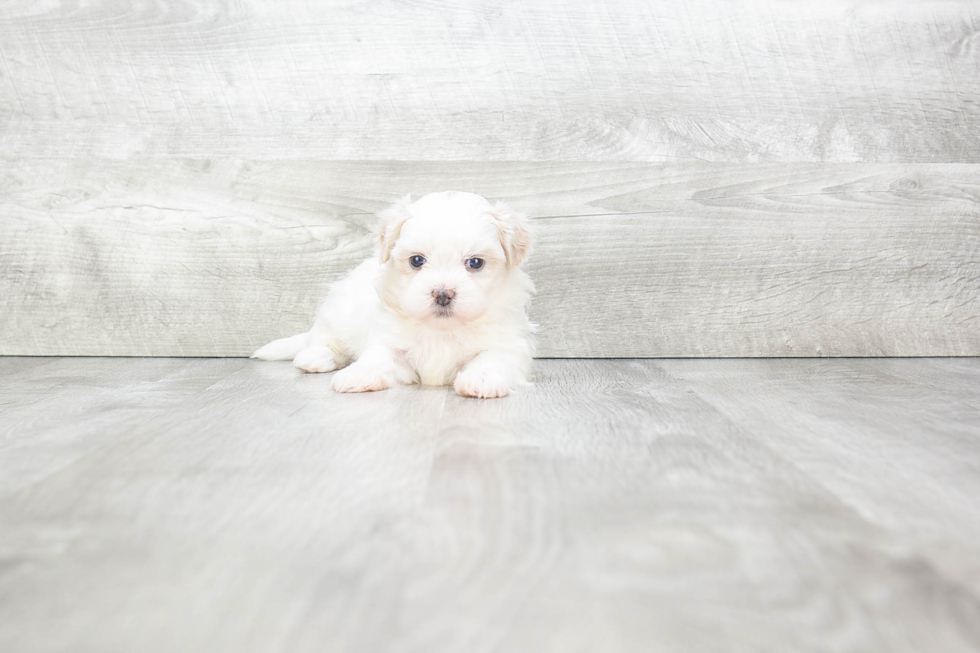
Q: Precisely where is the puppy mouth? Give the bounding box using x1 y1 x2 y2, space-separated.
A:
433 305 455 318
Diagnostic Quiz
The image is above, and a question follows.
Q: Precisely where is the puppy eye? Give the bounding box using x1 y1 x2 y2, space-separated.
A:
410 255 426 268
465 257 484 270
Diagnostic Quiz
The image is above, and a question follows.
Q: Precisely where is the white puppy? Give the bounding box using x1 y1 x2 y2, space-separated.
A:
252 191 535 398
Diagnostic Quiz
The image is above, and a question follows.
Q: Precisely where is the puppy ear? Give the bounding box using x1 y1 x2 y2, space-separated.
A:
377 194 412 263
491 202 532 268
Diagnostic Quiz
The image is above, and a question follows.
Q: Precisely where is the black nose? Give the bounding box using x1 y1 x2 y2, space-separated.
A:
433 288 456 307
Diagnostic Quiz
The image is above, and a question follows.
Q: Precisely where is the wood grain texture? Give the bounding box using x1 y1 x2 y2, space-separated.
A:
3 1 978 356
0 0 978 161
0 357 248 498
660 357 980 591
1 357 979 652
2 160 978 357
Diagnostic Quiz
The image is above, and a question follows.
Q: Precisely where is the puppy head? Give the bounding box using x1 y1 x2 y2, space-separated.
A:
376 191 531 325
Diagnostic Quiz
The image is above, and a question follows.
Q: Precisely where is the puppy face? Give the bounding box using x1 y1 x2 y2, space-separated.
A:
375 191 531 326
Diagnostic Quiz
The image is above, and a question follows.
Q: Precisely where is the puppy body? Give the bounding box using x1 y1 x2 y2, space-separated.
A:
253 191 535 398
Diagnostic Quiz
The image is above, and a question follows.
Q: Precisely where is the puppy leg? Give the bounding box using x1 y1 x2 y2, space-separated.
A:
331 344 396 393
293 345 339 373
454 350 529 399
292 307 356 373
251 332 310 360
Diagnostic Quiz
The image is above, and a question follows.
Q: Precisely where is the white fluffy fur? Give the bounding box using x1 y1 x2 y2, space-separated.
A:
252 191 536 398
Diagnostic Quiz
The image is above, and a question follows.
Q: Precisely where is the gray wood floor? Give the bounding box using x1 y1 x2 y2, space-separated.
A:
1 357 979 652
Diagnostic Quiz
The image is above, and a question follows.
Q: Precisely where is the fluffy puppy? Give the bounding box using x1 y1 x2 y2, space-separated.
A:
252 191 535 398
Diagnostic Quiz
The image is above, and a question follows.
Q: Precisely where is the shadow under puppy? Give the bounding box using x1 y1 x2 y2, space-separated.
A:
253 191 535 398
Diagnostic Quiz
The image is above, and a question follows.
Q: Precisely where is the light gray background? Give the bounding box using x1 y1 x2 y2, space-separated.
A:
2 0 978 357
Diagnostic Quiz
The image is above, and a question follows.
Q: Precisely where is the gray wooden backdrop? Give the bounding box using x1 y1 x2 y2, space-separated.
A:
1 0 978 357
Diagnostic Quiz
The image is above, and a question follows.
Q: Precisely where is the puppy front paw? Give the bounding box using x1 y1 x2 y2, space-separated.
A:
454 368 512 399
294 346 338 374
331 363 393 393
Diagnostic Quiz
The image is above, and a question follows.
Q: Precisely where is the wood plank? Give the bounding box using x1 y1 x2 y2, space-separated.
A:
660 357 980 591
2 160 978 357
0 0 978 161
1 358 979 652
0 357 248 497
0 358 451 653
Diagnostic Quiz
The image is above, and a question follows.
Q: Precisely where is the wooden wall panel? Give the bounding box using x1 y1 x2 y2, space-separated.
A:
2 161 977 357
2 1 977 356
0 0 978 161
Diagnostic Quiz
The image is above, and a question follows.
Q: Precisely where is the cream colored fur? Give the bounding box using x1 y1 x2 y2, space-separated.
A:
252 191 535 398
